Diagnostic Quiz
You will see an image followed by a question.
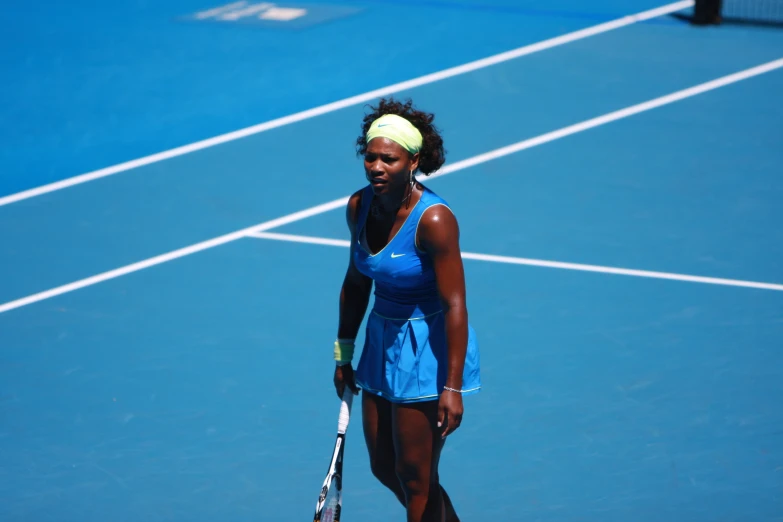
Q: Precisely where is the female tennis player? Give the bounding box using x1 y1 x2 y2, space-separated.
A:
332 98 481 522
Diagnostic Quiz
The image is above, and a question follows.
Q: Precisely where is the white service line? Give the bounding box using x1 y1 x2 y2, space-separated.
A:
428 57 783 180
0 1 694 208
248 231 351 248
1 56 780 315
0 198 349 314
249 232 783 292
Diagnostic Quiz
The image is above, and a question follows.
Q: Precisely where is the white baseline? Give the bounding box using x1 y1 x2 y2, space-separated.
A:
1 56 781 315
248 232 783 292
0 1 694 208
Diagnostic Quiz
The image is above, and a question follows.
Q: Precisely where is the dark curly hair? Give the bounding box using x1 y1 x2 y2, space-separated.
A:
355 97 446 175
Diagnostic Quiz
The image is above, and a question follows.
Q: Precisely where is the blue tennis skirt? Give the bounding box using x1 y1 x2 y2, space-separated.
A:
355 306 482 403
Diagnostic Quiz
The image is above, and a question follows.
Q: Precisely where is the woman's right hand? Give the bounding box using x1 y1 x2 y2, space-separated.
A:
334 364 360 399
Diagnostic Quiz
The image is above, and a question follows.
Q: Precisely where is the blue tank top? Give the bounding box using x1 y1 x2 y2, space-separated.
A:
353 184 450 320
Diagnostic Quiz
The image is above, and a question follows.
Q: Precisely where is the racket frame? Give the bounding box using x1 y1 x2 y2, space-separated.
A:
313 390 354 522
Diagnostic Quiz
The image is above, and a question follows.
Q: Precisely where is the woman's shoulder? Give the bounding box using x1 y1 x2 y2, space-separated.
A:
417 185 453 219
346 184 371 230
415 185 459 251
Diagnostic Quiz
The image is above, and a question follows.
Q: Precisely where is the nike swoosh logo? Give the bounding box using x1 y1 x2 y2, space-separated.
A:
377 123 391 127
391 253 405 258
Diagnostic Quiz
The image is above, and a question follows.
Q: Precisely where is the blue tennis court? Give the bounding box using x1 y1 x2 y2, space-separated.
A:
1 1 782 520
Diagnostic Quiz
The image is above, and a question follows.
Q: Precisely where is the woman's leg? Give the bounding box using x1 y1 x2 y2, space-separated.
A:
392 400 460 522
362 392 406 505
440 486 459 522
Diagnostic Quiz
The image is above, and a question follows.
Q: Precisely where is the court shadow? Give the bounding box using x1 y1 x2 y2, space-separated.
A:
669 12 783 29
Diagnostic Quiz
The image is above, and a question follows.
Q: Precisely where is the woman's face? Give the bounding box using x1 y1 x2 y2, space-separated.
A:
364 137 419 196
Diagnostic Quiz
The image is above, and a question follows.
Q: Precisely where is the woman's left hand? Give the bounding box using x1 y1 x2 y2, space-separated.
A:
438 389 464 438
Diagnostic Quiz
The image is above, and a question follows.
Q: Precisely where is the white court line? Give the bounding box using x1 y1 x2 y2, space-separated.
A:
249 231 352 248
1 56 781 315
427 57 783 181
0 1 694 208
248 232 783 291
0 198 350 314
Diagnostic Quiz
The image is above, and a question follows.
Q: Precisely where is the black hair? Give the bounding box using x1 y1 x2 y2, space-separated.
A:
355 97 446 175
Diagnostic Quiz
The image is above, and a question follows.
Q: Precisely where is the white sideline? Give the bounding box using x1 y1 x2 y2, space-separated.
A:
248 232 783 292
2 55 781 314
0 1 695 208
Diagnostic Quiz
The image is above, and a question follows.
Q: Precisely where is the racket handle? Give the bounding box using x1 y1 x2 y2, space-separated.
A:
337 390 353 435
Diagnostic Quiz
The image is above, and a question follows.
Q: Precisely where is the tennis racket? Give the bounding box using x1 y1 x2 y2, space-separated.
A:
313 389 354 522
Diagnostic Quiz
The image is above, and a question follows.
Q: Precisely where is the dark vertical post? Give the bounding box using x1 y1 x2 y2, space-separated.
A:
693 0 723 24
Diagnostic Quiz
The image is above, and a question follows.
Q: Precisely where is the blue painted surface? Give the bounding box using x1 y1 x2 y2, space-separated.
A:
1 239 781 521
0 0 641 197
1 1 782 520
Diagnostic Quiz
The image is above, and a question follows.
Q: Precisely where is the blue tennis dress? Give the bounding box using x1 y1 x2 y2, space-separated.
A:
353 184 482 403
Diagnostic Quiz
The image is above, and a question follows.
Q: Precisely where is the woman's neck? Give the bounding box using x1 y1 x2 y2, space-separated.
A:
372 183 417 218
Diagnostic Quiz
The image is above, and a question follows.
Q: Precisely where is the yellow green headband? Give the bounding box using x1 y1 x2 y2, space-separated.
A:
365 114 423 155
